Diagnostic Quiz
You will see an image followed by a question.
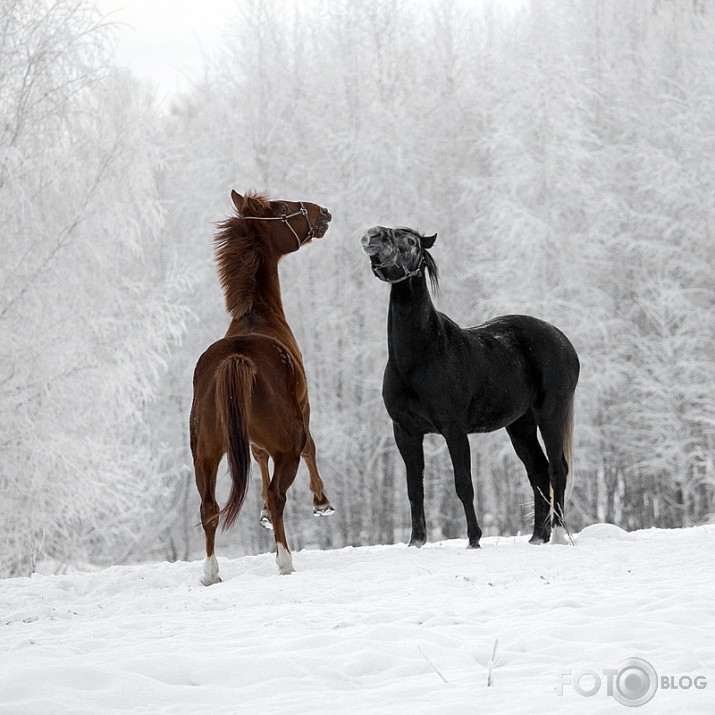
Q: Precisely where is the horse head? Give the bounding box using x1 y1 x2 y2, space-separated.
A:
360 226 438 289
231 190 331 255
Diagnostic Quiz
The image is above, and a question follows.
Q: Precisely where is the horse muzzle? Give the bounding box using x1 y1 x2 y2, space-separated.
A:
360 227 393 257
315 209 331 237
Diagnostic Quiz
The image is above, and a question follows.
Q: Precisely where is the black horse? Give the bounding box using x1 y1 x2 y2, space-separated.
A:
360 226 580 547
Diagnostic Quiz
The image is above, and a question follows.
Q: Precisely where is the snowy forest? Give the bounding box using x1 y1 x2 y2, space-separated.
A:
1 0 714 577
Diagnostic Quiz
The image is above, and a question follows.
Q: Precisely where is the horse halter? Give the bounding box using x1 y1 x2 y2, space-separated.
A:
239 203 315 249
371 249 423 284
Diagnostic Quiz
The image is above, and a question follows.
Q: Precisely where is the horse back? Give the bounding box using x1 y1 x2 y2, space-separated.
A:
192 334 306 455
470 315 579 388
465 315 579 412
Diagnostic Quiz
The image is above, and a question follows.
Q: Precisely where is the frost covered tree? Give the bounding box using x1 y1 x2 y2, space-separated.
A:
152 0 715 559
0 1 192 576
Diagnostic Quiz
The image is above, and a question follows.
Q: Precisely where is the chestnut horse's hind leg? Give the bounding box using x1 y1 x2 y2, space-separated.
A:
251 446 274 530
301 430 335 516
266 452 301 574
193 452 223 585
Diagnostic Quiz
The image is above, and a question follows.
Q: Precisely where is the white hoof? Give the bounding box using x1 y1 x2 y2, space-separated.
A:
550 526 569 545
259 510 274 530
201 554 222 585
276 544 295 575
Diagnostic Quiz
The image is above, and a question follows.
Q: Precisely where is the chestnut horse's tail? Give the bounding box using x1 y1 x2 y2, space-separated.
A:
563 396 575 499
215 355 257 530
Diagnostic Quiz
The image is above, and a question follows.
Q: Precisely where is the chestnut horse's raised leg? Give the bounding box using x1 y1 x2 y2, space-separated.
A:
301 428 335 516
251 445 274 530
254 432 334 530
266 452 301 574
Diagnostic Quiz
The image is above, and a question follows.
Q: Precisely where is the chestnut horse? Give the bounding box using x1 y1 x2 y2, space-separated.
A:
190 190 334 583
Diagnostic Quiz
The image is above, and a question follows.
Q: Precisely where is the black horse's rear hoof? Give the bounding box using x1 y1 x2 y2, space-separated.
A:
408 538 426 548
529 534 548 545
467 541 481 549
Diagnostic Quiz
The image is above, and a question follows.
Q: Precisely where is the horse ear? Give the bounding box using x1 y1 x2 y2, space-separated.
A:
231 190 245 213
421 233 437 249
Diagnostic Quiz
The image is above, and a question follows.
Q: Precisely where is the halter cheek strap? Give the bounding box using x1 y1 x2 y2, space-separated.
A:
239 202 315 249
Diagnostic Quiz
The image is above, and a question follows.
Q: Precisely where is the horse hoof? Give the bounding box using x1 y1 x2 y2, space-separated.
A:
276 544 294 574
529 535 547 545
408 539 426 548
201 555 221 585
201 575 222 586
259 512 274 530
313 504 335 517
467 541 481 549
550 526 569 545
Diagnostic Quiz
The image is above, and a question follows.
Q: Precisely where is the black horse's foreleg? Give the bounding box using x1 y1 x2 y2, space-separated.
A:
393 423 427 547
443 429 482 548
506 414 551 544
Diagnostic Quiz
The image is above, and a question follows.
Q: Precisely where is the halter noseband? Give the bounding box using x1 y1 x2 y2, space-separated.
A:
371 250 423 284
239 202 315 249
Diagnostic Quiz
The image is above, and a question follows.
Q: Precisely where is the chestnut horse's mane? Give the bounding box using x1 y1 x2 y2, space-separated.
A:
214 191 274 319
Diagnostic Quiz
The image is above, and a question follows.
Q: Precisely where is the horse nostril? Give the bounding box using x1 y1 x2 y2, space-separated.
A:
360 234 379 255
361 227 389 255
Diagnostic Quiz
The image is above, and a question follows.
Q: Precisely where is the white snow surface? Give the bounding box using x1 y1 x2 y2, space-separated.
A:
1 526 714 714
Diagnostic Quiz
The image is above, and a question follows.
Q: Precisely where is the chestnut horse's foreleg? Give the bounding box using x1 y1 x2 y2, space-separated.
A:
266 453 301 574
193 453 222 585
251 446 273 530
301 430 335 516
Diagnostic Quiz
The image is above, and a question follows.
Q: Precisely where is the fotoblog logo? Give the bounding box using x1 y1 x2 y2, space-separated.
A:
557 657 707 707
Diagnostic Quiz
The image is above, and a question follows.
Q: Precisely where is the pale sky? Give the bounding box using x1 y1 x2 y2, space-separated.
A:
96 0 524 107
96 0 235 104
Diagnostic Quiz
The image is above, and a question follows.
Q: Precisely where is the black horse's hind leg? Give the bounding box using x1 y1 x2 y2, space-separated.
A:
443 428 482 548
537 403 571 543
506 412 551 544
393 422 427 547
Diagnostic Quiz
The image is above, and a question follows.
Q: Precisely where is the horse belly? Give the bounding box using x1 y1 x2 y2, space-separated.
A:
465 375 533 433
466 401 526 433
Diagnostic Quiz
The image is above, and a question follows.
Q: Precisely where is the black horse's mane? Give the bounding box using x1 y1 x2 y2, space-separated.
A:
402 227 439 295
422 249 439 294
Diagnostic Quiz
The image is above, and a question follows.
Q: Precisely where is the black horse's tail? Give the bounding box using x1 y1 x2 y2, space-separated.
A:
563 397 575 499
215 355 256 530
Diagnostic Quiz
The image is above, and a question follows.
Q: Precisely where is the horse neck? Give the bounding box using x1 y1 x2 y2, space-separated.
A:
387 274 440 365
225 261 297 346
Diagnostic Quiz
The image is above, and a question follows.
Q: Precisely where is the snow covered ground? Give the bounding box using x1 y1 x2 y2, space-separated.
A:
1 525 714 714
